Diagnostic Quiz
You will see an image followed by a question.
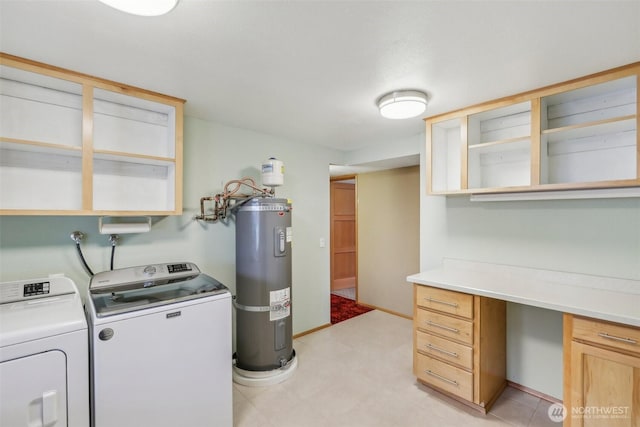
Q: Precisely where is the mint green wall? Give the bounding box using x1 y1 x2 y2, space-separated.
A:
439 197 640 279
0 116 341 335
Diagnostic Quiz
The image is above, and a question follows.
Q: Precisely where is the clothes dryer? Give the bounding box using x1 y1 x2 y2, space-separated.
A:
0 275 89 427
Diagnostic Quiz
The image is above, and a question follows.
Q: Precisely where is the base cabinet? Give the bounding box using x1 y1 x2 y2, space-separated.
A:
413 284 506 412
564 314 640 427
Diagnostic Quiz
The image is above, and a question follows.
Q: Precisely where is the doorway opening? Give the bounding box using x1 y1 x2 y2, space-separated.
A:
330 175 357 300
330 174 372 324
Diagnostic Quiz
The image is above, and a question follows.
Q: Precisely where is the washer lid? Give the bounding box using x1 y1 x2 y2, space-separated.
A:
90 272 229 317
0 276 87 348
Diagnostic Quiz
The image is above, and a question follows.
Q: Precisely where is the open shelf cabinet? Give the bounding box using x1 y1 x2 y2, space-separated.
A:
427 62 640 195
0 53 185 215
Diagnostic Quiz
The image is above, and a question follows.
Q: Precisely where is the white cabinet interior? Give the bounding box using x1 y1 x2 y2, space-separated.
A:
430 117 464 193
0 54 184 215
540 75 637 186
92 88 177 212
467 101 532 190
0 65 84 210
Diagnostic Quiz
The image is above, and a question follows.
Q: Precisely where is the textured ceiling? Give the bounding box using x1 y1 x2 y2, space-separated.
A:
1 0 639 152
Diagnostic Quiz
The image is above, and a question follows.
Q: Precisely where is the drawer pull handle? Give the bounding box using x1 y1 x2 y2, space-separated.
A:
425 369 459 387
598 332 637 345
426 343 459 358
426 320 459 334
425 297 458 308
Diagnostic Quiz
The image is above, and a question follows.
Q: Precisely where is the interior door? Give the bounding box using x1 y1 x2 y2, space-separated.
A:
330 180 356 291
0 350 68 427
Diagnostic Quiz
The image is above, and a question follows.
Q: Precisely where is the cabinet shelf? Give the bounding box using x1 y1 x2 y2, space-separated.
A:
93 149 176 166
468 136 531 151
542 115 636 141
0 137 82 155
541 116 637 185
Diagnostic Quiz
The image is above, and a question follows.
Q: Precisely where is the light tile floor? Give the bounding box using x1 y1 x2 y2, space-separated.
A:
233 310 560 427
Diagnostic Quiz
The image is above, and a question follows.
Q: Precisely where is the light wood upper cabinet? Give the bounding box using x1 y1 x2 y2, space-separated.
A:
0 53 185 215
427 62 639 195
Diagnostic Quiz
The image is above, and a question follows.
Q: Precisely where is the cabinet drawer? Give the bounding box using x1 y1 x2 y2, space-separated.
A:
416 308 473 345
415 353 473 401
572 316 640 355
416 330 473 370
416 285 473 319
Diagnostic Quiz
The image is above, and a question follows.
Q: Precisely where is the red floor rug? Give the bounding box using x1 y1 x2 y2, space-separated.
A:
331 294 374 324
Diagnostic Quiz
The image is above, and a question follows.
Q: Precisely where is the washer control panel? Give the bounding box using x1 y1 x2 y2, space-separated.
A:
90 262 200 292
167 263 192 274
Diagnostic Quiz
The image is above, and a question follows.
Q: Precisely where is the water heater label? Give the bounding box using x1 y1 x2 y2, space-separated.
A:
270 287 291 321
286 227 292 242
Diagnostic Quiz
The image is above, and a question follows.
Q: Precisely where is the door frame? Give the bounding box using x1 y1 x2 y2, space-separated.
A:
330 174 358 299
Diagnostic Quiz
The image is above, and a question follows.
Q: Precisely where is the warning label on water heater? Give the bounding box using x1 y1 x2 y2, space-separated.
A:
270 287 291 321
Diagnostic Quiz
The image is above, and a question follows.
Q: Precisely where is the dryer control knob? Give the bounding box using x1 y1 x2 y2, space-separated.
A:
143 265 157 276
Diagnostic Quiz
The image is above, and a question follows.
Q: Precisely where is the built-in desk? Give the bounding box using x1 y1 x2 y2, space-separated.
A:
407 259 640 427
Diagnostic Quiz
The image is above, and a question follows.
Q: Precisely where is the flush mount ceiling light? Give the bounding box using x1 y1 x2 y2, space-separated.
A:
377 90 428 119
98 0 179 16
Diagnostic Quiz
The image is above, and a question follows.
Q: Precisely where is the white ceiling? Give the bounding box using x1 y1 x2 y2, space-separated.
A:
1 1 639 153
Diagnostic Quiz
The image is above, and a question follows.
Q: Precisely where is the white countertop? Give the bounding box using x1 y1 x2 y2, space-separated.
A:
407 259 640 327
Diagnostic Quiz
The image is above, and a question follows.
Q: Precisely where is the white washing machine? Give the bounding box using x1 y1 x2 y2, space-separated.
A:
0 275 89 427
86 262 232 427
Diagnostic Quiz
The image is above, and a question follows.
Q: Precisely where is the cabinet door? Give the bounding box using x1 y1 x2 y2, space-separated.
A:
570 341 640 427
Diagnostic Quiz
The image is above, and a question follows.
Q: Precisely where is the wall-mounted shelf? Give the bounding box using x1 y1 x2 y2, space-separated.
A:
0 138 83 155
426 62 639 197
470 187 640 202
0 53 185 216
